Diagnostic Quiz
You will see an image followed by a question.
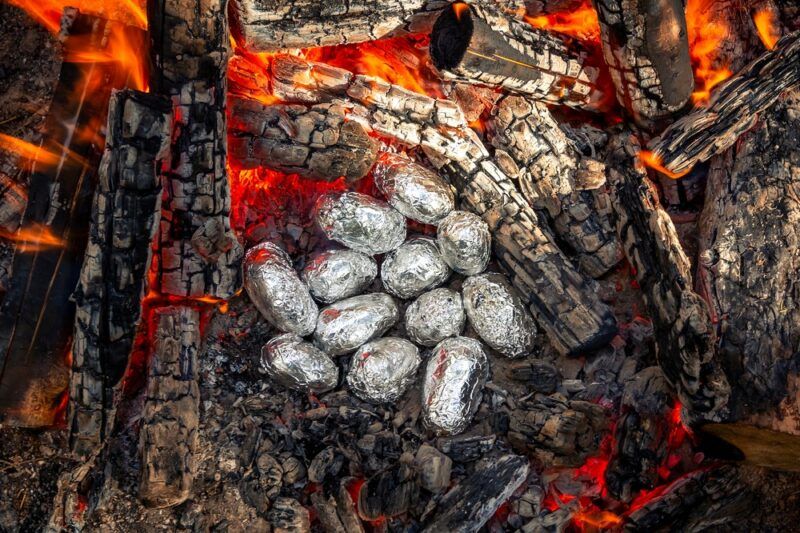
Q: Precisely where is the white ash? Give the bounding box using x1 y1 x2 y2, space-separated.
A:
314 192 406 255
422 336 489 435
346 337 421 404
301 249 377 304
243 242 318 336
373 151 455 225
462 273 538 358
313 293 400 355
405 288 465 346
381 237 451 299
261 333 339 393
436 210 491 275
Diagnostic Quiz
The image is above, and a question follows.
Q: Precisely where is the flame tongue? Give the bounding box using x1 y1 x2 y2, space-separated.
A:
754 9 781 50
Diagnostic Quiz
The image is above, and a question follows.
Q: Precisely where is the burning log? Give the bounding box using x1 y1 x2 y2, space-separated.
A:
489 95 620 277
429 2 606 110
0 10 145 427
69 90 172 458
592 0 694 130
138 306 201 508
229 97 378 183
525 0 587 16
148 0 242 299
606 134 730 421
646 30 800 177
696 95 800 471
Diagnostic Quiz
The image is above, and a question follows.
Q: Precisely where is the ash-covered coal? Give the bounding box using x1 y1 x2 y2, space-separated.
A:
301 249 377 304
346 337 421 404
314 192 406 255
313 293 400 355
261 333 339 393
405 287 466 346
436 210 491 275
381 237 451 299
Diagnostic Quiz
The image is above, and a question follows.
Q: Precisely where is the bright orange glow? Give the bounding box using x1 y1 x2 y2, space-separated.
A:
64 30 148 91
6 0 147 32
452 2 470 22
754 9 780 50
573 509 623 529
0 223 65 253
686 0 732 104
0 133 61 167
638 150 690 179
524 2 601 41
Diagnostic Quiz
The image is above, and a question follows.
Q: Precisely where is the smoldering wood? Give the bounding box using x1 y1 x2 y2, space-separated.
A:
148 0 242 299
429 2 606 110
525 0 587 15
0 172 25 233
138 306 201 508
435 434 497 462
69 90 172 459
422 454 529 532
357 463 418 520
266 497 311 531
508 393 608 466
335 478 366 533
490 95 620 277
606 134 730 423
0 10 145 428
592 0 693 130
696 94 800 471
647 30 800 176
229 97 378 183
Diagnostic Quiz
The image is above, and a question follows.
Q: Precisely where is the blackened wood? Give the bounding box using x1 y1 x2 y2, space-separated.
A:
0 172 25 233
430 2 606 110
229 97 378 183
0 11 144 427
138 306 200 508
69 90 172 458
358 463 418 521
148 0 242 299
490 95 620 277
606 134 730 422
697 95 800 471
311 492 347 533
647 30 800 176
335 478 366 533
267 497 311 531
423 454 529 532
592 0 693 130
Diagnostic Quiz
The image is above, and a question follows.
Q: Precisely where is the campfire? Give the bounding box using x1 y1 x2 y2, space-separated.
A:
0 0 799 530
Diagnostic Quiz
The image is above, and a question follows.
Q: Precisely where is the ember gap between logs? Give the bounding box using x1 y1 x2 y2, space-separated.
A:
0 0 799 530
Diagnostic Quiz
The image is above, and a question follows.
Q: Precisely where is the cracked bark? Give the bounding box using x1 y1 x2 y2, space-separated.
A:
69 90 172 459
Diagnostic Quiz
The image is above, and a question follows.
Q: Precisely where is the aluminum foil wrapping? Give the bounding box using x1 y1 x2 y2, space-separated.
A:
436 210 491 275
373 152 455 225
381 237 451 299
422 336 489 435
462 273 537 358
346 337 421 404
244 242 318 336
314 192 406 255
405 288 465 346
314 293 400 355
301 249 378 304
261 334 339 393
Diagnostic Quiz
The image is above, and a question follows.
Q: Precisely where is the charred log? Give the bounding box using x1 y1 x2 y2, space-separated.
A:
0 11 145 427
148 0 242 299
647 30 800 177
0 172 25 234
606 134 730 422
592 0 693 130
429 2 606 110
357 463 418 521
69 90 172 458
490 95 620 277
138 306 201 508
696 94 800 471
229 97 378 183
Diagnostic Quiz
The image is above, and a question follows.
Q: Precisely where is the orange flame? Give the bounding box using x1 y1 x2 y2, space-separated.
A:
686 0 732 104
64 30 148 91
0 133 61 167
573 509 623 529
452 2 470 22
638 150 690 179
524 2 601 41
0 223 65 252
6 0 146 32
754 9 780 50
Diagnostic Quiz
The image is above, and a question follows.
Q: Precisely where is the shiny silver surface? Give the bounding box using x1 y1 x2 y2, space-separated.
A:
313 293 400 355
405 288 465 346
314 192 406 255
436 210 491 275
261 333 339 393
244 242 318 336
346 337 421 404
301 249 378 304
381 237 451 299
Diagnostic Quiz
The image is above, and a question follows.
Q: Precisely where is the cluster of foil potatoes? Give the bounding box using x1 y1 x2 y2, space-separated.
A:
244 153 537 435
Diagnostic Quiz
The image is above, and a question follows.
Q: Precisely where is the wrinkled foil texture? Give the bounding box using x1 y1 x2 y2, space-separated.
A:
463 273 538 358
302 249 377 304
405 288 465 346
346 337 421 404
314 293 399 355
314 192 406 255
422 336 489 435
373 152 455 225
381 237 451 299
244 242 318 336
261 333 339 393
436 210 491 275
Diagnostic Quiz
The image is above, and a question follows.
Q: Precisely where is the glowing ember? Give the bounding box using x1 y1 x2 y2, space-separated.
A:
0 223 65 253
524 1 601 41
638 150 691 179
754 9 781 50
686 0 732 104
